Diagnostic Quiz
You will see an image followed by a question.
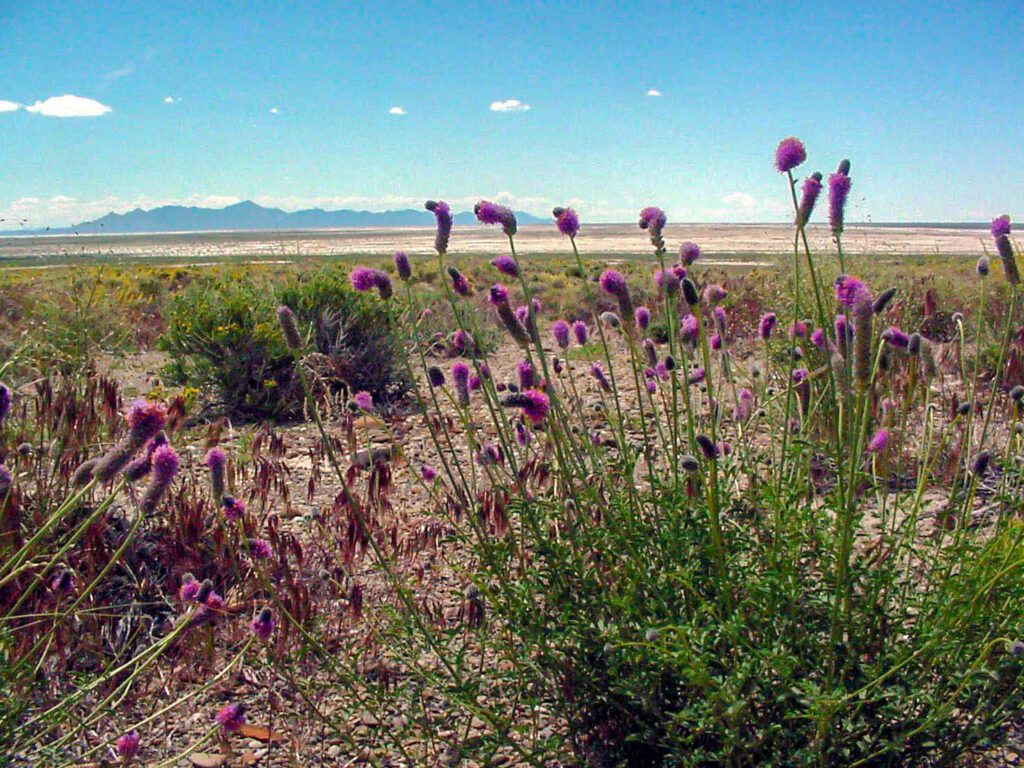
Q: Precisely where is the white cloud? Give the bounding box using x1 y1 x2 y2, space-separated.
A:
26 95 112 118
388 106 406 115
646 89 662 97
106 64 135 80
163 96 181 104
490 99 531 113
269 107 280 114
0 100 20 112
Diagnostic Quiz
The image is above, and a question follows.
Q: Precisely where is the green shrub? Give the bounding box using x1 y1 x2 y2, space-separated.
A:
161 269 410 419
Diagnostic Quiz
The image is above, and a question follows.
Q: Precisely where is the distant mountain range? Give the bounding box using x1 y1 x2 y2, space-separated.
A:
10 200 548 235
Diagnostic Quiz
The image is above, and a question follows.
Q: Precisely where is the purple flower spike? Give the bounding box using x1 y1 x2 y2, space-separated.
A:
835 275 872 308
775 137 807 173
882 326 910 349
572 320 588 346
590 363 611 392
992 215 1011 239
393 251 412 282
488 283 510 305
475 200 517 236
250 607 275 642
552 320 571 349
867 429 889 453
810 327 826 349
350 267 378 292
758 312 777 341
491 254 519 277
448 267 471 297
634 306 651 331
680 314 699 343
426 200 452 255
680 241 701 265
797 172 823 226
829 172 852 237
553 207 580 237
517 388 550 424
599 269 629 299
516 360 535 390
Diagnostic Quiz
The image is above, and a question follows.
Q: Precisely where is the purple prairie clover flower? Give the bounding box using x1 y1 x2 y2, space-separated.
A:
353 391 373 411
572 320 588 346
515 420 530 448
139 444 179 514
447 266 471 297
835 275 872 308
553 207 580 237
645 379 657 394
992 214 1012 239
371 270 393 299
655 361 670 380
124 434 167 482
250 607 275 641
599 269 629 299
775 136 807 173
834 314 850 345
590 363 612 392
553 357 563 374
552 320 571 349
680 314 699 344
216 703 247 733
205 591 225 612
971 451 992 476
478 362 491 380
421 464 437 482
475 200 517 236
426 200 452 254
393 251 412 281
680 241 701 265
672 264 688 280
250 539 272 559
503 388 550 424
867 429 889 454
222 495 245 522
810 327 826 349
488 283 510 306
475 443 503 466
710 333 722 350
0 382 10 423
452 329 476 356
116 731 140 761
688 368 706 385
205 447 227 500
695 434 719 459
469 374 482 391
735 388 754 422
654 268 680 296
703 284 728 304
491 254 519 277
179 574 201 602
829 172 852 237
792 368 809 384
516 360 535 389
639 206 667 231
350 267 378 292
452 362 471 406
712 305 727 333
789 320 809 339
797 172 823 226
882 326 911 349
634 306 651 330
427 366 445 388
759 312 778 340
992 215 1020 285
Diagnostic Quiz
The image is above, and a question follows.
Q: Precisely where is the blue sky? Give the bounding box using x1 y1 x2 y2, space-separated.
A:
1 0 1021 227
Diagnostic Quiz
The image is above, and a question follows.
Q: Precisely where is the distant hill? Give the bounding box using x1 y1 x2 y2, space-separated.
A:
12 200 548 235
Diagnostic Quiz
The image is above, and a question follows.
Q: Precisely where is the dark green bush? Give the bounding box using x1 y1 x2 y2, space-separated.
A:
160 269 410 419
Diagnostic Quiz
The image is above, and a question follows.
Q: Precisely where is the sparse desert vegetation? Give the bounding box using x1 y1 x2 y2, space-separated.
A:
2 140 1024 767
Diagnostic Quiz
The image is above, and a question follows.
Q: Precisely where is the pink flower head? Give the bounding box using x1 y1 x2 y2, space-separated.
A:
393 251 412 281
703 284 728 304
599 269 629 299
810 327 826 349
516 360 535 389
829 172 852 235
774 136 807 173
792 368 809 384
491 254 519 277
250 539 272 559
216 703 246 733
710 333 722 350
250 607 275 641
654 268 680 295
735 388 754 422
759 312 777 340
679 241 701 265
179 574 200 602
680 314 699 343
590 363 611 392
448 267 471 296
222 495 246 522
551 320 571 349
572 321 588 346
788 320 808 339
638 206 667 231
116 731 140 760
553 207 580 237
882 326 910 349
834 314 850 344
475 200 517 236
350 267 378 292
835 275 872 308
150 444 179 484
420 464 437 482
867 428 889 453
353 391 373 411
425 200 453 254
451 361 470 386
688 368 706 385
517 388 550 424
205 447 226 473
634 306 651 330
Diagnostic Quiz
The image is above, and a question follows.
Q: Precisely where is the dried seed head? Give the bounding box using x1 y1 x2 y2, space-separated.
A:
872 287 896 314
